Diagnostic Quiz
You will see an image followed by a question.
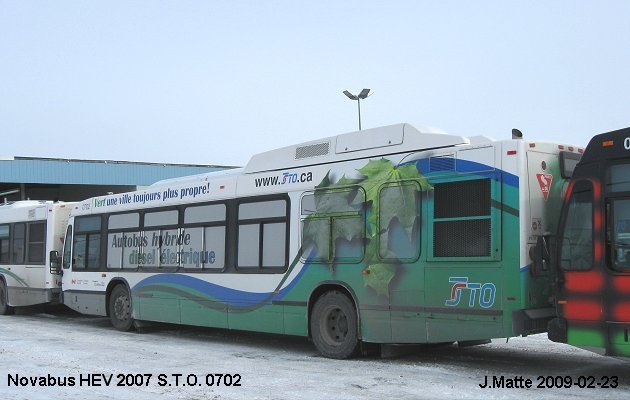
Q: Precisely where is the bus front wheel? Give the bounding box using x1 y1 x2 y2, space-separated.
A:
0 280 14 315
109 284 134 331
310 291 359 359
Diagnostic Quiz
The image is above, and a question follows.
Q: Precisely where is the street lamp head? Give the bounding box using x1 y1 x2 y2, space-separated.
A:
343 90 358 100
358 88 372 99
343 88 373 131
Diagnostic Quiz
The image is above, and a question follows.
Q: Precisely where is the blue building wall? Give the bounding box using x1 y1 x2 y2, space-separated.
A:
0 157 232 186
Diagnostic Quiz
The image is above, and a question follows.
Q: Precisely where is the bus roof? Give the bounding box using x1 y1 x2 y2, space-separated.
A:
243 123 470 174
579 127 630 164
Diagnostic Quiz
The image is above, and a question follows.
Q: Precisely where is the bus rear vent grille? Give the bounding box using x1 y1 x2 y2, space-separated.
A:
295 142 330 159
433 219 491 257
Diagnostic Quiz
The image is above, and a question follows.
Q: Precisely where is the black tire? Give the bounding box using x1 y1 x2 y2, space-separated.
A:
310 290 359 359
109 284 134 331
0 280 14 315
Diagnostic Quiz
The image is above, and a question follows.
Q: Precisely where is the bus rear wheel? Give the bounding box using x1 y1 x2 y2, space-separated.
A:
109 284 134 331
310 291 359 359
0 280 14 315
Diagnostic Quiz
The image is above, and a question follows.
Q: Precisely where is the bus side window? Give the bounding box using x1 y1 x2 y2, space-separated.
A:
301 187 365 263
378 182 421 262
559 181 593 270
609 198 630 272
12 223 26 264
237 199 288 269
0 225 10 263
62 225 73 269
27 222 46 264
74 216 102 270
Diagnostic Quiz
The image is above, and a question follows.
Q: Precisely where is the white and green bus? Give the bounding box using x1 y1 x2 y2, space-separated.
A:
57 123 579 358
0 201 73 314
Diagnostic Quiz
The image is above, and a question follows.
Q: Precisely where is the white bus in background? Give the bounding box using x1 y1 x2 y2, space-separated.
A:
0 201 73 314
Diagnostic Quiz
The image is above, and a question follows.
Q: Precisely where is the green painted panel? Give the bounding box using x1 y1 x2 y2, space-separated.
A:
283 306 308 336
137 296 180 323
359 309 391 342
180 299 228 329
228 305 284 334
426 319 502 342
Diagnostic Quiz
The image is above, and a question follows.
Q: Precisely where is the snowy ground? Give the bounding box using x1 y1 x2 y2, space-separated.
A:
1 306 628 400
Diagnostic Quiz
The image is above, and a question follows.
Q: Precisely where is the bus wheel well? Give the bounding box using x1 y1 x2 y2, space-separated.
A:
307 284 359 339
105 280 130 317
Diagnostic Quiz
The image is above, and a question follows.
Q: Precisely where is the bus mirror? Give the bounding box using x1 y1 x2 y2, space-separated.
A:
49 251 61 275
534 236 550 273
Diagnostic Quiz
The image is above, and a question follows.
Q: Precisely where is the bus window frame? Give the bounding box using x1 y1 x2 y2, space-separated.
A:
105 211 142 272
299 186 366 265
139 207 181 271
235 194 290 273
180 201 229 273
73 215 103 271
0 224 11 264
376 180 422 264
26 221 47 265
62 225 73 270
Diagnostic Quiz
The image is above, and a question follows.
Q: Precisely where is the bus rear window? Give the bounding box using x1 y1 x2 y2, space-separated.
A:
560 151 581 179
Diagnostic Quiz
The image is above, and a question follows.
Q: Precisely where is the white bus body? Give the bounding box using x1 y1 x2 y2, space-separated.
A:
0 201 73 313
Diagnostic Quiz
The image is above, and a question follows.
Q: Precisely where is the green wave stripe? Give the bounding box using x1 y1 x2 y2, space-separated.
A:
133 249 306 314
0 267 30 287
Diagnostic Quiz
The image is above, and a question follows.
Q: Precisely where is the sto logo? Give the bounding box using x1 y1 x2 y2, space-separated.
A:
445 277 496 309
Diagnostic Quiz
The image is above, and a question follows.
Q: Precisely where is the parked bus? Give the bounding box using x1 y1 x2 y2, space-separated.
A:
56 123 580 358
0 201 73 314
548 127 630 358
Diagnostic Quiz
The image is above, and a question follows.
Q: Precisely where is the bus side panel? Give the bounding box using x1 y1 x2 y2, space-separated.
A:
180 299 228 329
135 292 181 324
227 305 285 334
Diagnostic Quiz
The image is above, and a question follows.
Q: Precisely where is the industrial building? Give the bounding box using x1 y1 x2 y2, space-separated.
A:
0 156 232 202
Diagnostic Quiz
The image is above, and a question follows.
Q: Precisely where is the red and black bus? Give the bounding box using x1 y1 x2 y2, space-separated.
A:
548 127 630 358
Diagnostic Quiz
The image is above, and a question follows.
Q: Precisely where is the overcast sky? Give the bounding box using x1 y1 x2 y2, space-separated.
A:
1 1 628 166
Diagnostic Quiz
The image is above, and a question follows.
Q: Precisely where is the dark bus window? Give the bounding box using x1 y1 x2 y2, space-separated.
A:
27 222 46 264
559 151 581 179
62 226 73 269
74 216 102 270
0 225 9 263
607 163 630 193
610 198 630 272
559 181 593 270
12 223 25 264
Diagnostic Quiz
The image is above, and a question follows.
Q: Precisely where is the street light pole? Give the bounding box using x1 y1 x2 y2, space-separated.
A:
357 97 362 131
343 89 372 131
